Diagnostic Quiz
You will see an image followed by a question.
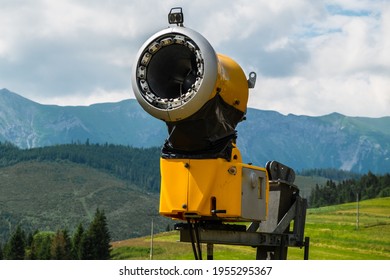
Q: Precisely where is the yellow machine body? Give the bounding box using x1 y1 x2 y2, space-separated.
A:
214 53 249 114
160 146 269 222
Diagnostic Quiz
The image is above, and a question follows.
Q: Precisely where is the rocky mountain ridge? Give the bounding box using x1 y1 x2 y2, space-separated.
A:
1 88 389 173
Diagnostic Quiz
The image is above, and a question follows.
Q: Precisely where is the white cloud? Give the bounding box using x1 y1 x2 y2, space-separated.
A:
37 87 133 107
0 0 389 117
247 0 390 117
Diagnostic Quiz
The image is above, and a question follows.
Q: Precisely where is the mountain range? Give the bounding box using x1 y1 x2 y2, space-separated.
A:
1 88 390 173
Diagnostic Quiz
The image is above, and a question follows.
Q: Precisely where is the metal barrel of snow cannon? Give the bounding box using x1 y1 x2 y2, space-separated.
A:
131 24 257 158
132 25 251 122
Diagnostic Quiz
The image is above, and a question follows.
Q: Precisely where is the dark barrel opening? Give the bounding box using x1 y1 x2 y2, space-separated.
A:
147 44 198 99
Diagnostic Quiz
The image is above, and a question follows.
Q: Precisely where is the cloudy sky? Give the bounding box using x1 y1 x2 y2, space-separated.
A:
0 0 389 117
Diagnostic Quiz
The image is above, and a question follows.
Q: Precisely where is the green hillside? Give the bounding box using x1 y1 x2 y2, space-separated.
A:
298 197 390 259
0 160 174 243
111 197 390 260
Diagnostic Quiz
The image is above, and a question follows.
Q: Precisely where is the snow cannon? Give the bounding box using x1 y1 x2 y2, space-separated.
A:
132 7 268 222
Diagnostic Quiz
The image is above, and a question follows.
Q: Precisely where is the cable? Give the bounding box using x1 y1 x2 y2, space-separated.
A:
187 219 199 260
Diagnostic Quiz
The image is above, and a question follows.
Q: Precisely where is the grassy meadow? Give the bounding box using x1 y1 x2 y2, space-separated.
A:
111 197 390 260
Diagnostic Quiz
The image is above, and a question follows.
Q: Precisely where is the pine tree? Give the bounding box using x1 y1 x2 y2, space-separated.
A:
83 209 111 259
5 225 26 260
71 223 84 260
80 232 94 260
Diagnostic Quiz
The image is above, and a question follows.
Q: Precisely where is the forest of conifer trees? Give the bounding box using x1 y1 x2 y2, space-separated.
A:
0 209 111 260
0 141 161 192
309 172 390 207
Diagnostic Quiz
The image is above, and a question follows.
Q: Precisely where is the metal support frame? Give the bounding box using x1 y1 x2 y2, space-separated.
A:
175 191 309 260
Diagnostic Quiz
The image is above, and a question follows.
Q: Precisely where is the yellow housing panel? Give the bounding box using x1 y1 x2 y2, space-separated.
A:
159 158 189 217
215 54 249 113
159 147 269 222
